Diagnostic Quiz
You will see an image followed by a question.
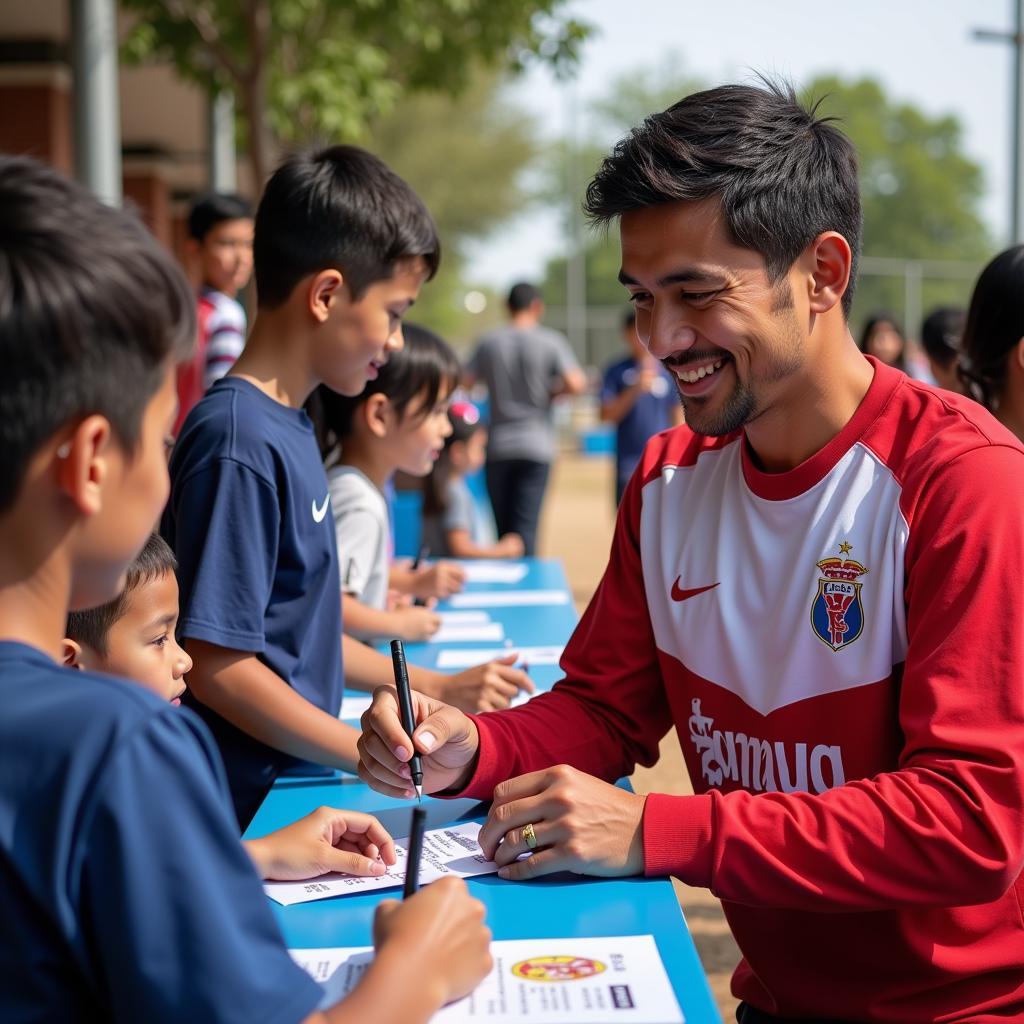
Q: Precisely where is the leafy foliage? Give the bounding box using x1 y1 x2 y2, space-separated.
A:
543 69 991 342
121 0 588 182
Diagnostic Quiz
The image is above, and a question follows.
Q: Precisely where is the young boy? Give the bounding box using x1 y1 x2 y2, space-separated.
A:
175 192 254 434
63 532 400 883
64 533 192 703
162 145 440 828
0 153 490 1023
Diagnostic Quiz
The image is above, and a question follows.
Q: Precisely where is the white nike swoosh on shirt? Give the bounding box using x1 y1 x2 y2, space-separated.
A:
312 495 330 523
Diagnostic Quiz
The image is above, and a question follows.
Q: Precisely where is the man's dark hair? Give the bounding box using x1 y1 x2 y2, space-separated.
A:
585 81 863 317
920 306 966 370
507 282 542 314
254 145 440 308
308 322 461 462
187 192 253 242
0 156 195 515
959 246 1024 410
66 534 178 654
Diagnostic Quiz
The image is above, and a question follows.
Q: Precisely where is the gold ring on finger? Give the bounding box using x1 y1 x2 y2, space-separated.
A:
522 822 538 850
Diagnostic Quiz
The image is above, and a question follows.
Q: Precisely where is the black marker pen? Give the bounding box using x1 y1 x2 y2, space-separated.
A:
390 639 423 801
403 805 427 899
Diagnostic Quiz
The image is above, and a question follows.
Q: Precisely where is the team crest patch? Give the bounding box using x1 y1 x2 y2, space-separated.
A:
811 541 869 651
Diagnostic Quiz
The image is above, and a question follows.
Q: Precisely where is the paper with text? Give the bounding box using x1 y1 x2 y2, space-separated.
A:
447 590 569 609
290 934 684 1022
265 822 496 906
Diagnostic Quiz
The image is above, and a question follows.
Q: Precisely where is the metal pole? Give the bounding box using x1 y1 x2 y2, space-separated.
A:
70 0 121 205
208 90 237 193
903 261 923 343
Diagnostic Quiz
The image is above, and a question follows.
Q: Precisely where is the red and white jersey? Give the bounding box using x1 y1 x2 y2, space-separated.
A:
463 359 1024 1022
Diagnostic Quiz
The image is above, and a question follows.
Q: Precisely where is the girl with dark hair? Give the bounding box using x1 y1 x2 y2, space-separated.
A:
307 323 464 642
858 312 907 371
421 402 525 559
959 245 1024 440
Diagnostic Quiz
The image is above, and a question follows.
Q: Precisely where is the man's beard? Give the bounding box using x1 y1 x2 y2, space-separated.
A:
678 286 803 438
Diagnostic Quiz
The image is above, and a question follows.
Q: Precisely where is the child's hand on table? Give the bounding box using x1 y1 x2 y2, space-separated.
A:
244 806 396 881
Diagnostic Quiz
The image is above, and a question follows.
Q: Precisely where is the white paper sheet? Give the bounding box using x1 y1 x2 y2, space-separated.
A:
338 692 373 720
434 645 564 670
290 934 684 1022
459 561 530 585
265 822 497 906
428 622 506 644
447 590 569 609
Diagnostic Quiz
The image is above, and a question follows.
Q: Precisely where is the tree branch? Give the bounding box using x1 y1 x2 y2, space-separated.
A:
161 0 247 84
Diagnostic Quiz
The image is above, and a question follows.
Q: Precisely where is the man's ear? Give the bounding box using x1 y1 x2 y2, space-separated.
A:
363 393 392 440
308 270 346 323
804 232 852 316
55 415 113 518
62 638 84 670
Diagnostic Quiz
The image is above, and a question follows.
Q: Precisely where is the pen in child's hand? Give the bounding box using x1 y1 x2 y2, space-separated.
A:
403 805 427 899
390 639 423 801
412 544 429 607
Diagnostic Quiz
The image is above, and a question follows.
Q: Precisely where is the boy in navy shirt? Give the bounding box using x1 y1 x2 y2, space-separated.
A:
163 146 440 827
600 309 682 504
0 154 490 1023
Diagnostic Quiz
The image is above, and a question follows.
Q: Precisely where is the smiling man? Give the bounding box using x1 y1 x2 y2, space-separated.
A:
357 82 1024 1023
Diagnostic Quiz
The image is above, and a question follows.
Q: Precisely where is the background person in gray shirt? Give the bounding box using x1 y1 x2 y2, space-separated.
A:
465 282 586 555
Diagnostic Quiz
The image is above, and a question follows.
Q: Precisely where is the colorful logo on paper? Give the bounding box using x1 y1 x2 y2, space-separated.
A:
810 541 869 651
511 955 606 982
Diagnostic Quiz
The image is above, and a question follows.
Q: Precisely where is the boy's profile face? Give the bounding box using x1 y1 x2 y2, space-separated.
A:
315 256 429 397
74 571 192 704
197 218 254 297
70 365 178 613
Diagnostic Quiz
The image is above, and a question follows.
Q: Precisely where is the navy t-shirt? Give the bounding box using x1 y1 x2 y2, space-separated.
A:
0 641 321 1023
162 377 343 825
600 355 678 484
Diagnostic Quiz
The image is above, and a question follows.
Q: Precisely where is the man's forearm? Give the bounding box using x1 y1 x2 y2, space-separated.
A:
185 639 358 771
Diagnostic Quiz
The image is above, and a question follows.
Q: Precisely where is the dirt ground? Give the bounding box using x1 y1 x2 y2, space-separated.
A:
537 449 741 1023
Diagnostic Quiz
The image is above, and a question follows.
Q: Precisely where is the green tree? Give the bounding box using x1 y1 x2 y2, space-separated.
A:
121 0 588 185
543 59 704 312
367 72 538 341
545 70 991 348
804 75 990 332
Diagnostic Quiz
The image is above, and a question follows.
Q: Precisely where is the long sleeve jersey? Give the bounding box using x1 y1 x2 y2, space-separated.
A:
459 359 1024 1022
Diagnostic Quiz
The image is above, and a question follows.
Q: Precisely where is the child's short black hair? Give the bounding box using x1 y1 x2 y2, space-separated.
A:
253 145 440 308
0 156 195 515
308 323 460 463
66 534 178 655
187 192 253 241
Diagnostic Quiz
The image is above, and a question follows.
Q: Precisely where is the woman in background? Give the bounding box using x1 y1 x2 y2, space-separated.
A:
959 245 1024 441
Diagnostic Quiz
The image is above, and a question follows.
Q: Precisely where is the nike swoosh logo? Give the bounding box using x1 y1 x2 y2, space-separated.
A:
670 577 719 602
312 495 330 523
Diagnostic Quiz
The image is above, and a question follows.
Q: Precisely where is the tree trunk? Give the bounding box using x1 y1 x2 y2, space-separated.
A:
241 0 273 190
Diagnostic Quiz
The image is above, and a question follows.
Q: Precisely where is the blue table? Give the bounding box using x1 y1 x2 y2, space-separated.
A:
396 558 579 692
254 558 721 1022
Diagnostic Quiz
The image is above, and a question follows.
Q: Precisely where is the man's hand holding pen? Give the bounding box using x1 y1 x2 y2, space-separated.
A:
357 686 480 799
357 687 647 881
